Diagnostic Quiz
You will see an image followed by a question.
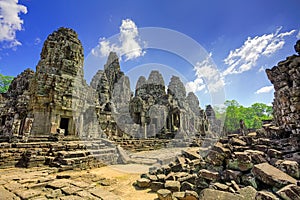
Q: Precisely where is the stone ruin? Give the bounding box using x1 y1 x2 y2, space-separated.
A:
0 27 216 170
0 27 299 199
135 40 300 200
0 27 212 144
266 40 300 136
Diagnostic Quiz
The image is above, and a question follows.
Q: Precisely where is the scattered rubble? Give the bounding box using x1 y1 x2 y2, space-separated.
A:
135 40 300 200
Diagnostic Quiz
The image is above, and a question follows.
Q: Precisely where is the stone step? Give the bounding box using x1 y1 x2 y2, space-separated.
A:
89 148 117 155
56 150 90 158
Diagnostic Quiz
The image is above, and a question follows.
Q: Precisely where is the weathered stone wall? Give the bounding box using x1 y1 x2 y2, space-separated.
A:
266 40 300 135
0 69 34 140
0 139 119 169
29 27 86 137
129 71 210 139
0 27 213 143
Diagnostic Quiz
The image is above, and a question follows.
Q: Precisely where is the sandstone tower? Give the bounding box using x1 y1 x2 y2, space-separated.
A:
29 28 85 137
0 27 213 142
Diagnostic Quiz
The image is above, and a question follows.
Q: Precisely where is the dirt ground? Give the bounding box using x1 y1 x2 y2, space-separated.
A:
0 164 158 200
86 165 157 200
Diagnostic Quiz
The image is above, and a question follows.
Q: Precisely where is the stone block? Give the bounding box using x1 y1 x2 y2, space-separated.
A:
252 162 297 188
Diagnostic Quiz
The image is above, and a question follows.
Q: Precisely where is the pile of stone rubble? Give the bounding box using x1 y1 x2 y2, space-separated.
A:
136 127 299 200
135 39 300 200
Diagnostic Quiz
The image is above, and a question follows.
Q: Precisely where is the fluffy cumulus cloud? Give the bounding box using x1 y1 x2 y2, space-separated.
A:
97 19 145 61
223 27 295 76
255 86 274 94
0 0 27 48
186 53 224 93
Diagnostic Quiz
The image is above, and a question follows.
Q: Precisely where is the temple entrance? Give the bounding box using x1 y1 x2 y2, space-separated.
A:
60 118 69 136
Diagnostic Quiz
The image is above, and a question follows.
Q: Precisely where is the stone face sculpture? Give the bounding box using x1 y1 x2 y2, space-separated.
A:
129 71 210 138
0 27 212 141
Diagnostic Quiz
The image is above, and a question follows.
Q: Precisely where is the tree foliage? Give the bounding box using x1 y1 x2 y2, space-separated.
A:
215 100 273 132
0 74 14 93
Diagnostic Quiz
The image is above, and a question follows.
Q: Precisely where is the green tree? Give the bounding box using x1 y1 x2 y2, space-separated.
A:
220 100 273 132
0 74 14 93
224 100 241 132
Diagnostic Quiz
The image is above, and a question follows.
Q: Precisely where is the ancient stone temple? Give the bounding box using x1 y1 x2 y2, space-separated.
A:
266 40 300 135
0 69 34 141
129 71 209 139
29 28 86 137
0 27 211 142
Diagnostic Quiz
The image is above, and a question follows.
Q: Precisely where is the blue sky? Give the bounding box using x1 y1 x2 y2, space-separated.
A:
0 0 299 107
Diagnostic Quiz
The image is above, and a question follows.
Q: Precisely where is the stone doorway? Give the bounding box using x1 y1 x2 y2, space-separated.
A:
60 118 69 136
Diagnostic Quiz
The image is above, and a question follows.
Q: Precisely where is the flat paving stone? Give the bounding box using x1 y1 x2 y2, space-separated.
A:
61 185 83 195
14 189 42 200
0 186 20 200
46 179 71 189
76 190 100 199
60 195 85 200
89 187 121 200
4 181 24 192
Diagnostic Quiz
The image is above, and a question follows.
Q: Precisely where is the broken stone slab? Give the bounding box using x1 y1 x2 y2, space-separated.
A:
231 180 240 191
136 178 151 188
14 189 42 200
164 180 180 192
212 182 230 191
61 185 83 195
212 142 231 158
245 150 267 164
157 189 172 200
157 174 167 182
178 174 197 184
150 181 164 192
89 187 121 200
0 186 20 200
182 149 200 160
205 150 226 166
75 190 98 199
238 186 257 200
276 184 300 200
229 138 247 146
198 169 220 181
184 190 199 200
255 190 279 200
45 189 63 199
46 179 71 190
180 181 194 191
172 191 185 199
199 188 244 200
223 169 242 184
60 195 85 200
227 158 254 172
4 181 24 193
241 173 258 189
275 160 300 179
252 162 297 188
267 149 283 159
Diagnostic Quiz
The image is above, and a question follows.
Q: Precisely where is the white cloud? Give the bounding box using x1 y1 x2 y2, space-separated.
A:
186 53 224 93
34 37 41 45
0 0 27 48
186 78 205 93
223 27 295 76
258 66 265 73
255 86 274 94
98 19 145 61
297 30 300 39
